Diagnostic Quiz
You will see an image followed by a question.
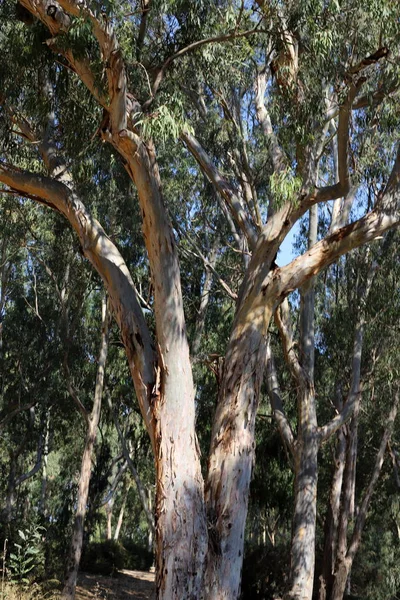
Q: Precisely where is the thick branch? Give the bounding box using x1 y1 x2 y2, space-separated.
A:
0 163 157 445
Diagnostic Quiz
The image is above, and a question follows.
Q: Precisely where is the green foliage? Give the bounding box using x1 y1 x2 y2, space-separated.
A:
133 100 194 143
241 544 288 600
8 526 46 586
269 169 302 208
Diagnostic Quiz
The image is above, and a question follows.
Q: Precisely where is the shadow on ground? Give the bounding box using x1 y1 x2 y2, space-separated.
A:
76 570 155 599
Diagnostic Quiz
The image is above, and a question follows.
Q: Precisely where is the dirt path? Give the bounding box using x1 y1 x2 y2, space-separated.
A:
76 570 155 599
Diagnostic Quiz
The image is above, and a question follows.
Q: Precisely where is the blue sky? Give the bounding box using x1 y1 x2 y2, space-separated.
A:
277 223 298 267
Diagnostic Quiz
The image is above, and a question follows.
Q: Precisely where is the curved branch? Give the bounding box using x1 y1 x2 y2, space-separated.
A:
0 163 157 446
149 21 263 101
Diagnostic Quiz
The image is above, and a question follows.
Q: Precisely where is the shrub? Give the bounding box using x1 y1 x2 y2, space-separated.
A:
80 540 127 576
120 539 153 571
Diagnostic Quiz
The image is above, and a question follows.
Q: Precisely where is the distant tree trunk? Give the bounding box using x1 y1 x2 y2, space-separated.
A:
191 235 219 357
319 422 346 600
114 481 131 542
106 499 113 541
330 393 399 600
38 409 50 519
319 256 379 600
61 294 109 600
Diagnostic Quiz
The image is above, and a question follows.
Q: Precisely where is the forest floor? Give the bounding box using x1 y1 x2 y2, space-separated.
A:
75 570 155 600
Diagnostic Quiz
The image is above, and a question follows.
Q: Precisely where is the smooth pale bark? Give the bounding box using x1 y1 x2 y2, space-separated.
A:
61 295 109 600
106 500 113 540
38 410 50 518
114 481 131 541
284 205 318 600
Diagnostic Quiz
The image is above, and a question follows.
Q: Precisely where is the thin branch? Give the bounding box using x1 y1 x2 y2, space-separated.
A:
15 431 44 487
64 360 90 426
149 21 263 101
265 339 295 458
100 460 128 507
181 131 258 249
347 392 399 561
319 258 379 442
107 395 155 535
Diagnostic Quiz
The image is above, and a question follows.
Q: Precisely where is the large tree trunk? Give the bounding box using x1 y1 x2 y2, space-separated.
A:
123 145 208 600
204 323 268 600
61 295 109 600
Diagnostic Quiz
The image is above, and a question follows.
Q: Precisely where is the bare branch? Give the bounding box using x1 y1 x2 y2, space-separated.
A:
15 432 44 487
181 131 259 249
100 460 128 507
254 67 288 175
149 21 263 101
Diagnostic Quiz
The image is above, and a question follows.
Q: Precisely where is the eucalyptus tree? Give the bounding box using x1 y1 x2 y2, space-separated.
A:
1 2 400 600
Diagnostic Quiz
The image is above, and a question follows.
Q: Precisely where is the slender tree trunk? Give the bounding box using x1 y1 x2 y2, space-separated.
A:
191 236 219 357
39 409 50 519
106 500 113 540
285 204 318 600
330 394 399 600
114 482 131 541
61 295 109 600
319 424 346 600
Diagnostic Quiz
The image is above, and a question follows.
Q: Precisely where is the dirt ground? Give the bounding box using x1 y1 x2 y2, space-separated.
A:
75 570 155 600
